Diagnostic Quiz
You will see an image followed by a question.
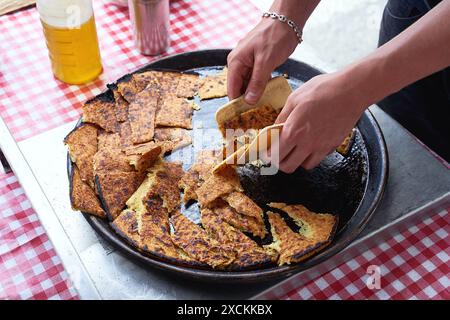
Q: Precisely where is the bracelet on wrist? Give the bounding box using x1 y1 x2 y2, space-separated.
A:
262 11 303 44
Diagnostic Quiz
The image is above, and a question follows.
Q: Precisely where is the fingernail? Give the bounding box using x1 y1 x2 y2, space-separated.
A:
245 91 258 104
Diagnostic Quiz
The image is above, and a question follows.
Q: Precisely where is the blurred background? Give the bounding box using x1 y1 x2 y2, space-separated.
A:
252 0 388 70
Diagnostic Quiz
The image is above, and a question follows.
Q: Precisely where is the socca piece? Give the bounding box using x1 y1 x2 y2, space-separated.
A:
64 123 98 187
196 165 243 208
171 212 235 268
223 191 264 220
175 73 201 98
220 105 280 137
154 127 192 154
155 96 193 129
140 196 181 260
118 120 133 148
179 168 201 203
268 203 338 246
124 142 162 172
110 209 140 246
94 148 134 173
82 92 118 133
97 131 121 149
116 72 158 103
95 170 145 221
127 89 158 144
202 208 274 269
210 199 266 239
336 130 355 155
111 87 129 122
70 166 105 218
198 68 228 100
266 211 335 266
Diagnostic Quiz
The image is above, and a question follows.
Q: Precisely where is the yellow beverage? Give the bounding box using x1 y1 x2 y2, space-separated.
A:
38 0 102 84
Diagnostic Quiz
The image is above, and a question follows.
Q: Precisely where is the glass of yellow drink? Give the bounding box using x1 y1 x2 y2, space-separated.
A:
37 0 103 85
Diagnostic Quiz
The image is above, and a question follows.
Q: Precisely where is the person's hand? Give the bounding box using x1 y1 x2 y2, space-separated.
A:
271 72 367 172
227 18 298 104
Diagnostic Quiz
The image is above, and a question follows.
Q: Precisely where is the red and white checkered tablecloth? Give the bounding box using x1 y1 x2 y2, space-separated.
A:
0 172 78 299
0 0 449 300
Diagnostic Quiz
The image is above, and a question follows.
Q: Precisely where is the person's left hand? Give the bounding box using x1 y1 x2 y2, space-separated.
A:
270 72 367 173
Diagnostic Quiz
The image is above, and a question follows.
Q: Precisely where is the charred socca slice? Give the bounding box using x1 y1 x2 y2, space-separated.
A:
155 96 193 129
111 87 129 122
124 142 162 172
201 208 274 269
95 170 145 221
198 68 227 100
210 199 266 239
70 165 105 218
223 191 263 220
220 105 280 137
110 209 140 246
154 127 192 154
64 123 98 187
266 211 334 266
268 203 338 246
196 165 243 208
175 73 201 98
82 92 118 133
127 90 158 144
171 212 235 268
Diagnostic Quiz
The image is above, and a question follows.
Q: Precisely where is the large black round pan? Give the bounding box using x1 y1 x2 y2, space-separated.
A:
67 49 388 283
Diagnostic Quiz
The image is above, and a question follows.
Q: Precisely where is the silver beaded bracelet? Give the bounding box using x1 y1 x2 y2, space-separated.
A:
262 12 303 43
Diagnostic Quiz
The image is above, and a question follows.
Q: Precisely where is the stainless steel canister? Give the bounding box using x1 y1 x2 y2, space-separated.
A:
128 0 170 56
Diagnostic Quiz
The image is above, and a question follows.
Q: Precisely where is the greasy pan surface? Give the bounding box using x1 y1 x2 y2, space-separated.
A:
67 49 388 282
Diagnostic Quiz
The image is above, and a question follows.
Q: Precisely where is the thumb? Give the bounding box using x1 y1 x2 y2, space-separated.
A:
244 58 272 105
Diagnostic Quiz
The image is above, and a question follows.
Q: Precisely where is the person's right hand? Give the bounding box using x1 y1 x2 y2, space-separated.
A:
227 18 299 105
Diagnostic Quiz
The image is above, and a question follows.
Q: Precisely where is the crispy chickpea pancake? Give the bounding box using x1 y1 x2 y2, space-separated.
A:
266 211 336 266
179 168 200 203
82 92 118 133
210 199 266 238
124 142 162 172
70 166 105 218
198 68 228 100
268 203 338 245
154 127 192 154
336 130 355 155
127 89 158 144
223 191 263 220
116 72 156 103
171 212 235 268
196 165 243 208
95 170 145 221
175 73 201 98
94 148 134 173
64 123 98 187
118 121 133 148
220 105 280 137
202 208 274 268
106 84 129 122
110 209 140 246
98 131 121 149
215 76 292 138
155 96 193 129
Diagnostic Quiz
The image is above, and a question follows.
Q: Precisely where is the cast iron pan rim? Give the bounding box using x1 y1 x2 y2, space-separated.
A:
67 49 388 282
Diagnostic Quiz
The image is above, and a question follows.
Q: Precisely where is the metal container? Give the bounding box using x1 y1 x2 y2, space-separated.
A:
128 0 170 55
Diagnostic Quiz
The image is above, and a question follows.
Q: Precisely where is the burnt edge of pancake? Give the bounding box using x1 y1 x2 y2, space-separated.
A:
109 217 209 269
94 174 114 221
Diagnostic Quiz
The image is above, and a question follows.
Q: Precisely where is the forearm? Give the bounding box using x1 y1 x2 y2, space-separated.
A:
342 0 450 110
269 0 320 29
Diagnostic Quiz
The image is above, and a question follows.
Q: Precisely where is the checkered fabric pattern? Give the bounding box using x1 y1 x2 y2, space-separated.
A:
0 0 260 141
0 172 78 300
260 205 450 300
